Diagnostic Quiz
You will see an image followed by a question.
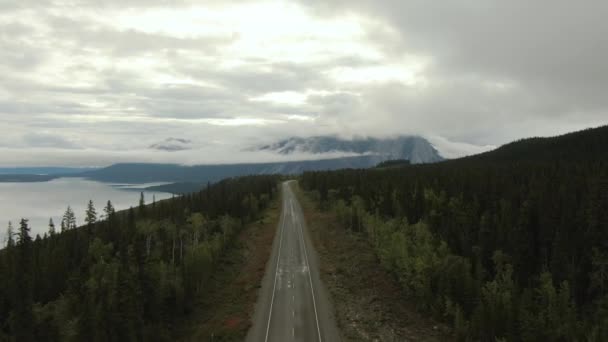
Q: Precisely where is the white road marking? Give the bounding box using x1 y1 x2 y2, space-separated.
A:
264 183 324 342
291 189 323 342
264 187 287 342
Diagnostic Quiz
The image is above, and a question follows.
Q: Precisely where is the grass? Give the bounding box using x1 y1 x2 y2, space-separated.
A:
174 198 281 341
293 184 453 342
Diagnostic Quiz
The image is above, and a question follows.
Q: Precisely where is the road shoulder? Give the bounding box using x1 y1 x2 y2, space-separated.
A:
294 184 453 341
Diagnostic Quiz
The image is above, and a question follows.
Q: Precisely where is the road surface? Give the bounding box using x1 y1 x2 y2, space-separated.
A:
246 181 341 342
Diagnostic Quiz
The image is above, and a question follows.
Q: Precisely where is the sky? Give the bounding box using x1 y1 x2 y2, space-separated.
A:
0 0 606 166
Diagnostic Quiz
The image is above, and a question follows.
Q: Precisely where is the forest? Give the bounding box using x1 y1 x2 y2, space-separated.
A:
0 175 280 341
300 126 608 341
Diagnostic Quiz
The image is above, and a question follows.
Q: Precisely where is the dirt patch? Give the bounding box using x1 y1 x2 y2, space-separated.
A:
295 187 453 342
175 199 280 341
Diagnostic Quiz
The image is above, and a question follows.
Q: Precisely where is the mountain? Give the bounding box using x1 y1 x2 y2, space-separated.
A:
0 174 58 182
0 167 96 175
80 135 446 185
79 155 384 184
26 136 444 187
258 135 444 164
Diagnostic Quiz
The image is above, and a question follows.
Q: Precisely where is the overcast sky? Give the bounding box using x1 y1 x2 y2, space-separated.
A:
0 0 606 166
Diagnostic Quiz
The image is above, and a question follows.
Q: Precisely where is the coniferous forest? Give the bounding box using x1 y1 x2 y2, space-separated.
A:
300 126 608 341
0 175 279 341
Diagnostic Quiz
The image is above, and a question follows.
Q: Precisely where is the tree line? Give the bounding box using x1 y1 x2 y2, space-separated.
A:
300 128 608 341
0 175 280 341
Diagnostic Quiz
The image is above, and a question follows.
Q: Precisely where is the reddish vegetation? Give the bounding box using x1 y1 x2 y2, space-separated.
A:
223 317 242 329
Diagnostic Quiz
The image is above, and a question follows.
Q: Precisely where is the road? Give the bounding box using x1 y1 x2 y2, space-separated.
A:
246 181 341 342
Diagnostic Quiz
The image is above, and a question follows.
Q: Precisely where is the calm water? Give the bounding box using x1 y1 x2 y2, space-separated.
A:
0 178 172 243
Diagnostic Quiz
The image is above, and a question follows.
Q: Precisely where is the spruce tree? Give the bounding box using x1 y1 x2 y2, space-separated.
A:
139 192 146 217
48 218 55 236
13 219 34 342
5 221 14 247
85 200 97 226
62 206 76 231
103 200 115 219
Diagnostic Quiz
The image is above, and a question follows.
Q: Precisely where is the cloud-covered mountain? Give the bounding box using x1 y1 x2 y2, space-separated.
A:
77 136 443 186
258 135 443 164
79 156 384 185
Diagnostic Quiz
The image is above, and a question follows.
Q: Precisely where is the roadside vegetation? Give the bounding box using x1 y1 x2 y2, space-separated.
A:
0 175 280 341
175 194 280 341
295 183 450 341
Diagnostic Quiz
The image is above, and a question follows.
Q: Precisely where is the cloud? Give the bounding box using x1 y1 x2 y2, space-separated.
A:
149 137 193 152
426 136 496 159
0 0 606 166
22 132 82 149
295 0 608 143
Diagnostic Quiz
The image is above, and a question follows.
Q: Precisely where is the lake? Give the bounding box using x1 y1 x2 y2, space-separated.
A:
0 178 172 243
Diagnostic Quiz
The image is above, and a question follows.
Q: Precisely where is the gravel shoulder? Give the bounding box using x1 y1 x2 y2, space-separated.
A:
294 185 453 342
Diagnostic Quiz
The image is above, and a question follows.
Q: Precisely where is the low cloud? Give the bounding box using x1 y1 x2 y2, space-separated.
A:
22 132 82 150
149 137 193 152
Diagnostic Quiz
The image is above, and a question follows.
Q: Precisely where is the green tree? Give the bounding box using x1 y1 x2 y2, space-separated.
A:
5 221 14 247
61 206 76 231
471 251 516 341
0 175 280 340
48 218 55 236
13 219 34 342
103 200 115 219
85 200 97 226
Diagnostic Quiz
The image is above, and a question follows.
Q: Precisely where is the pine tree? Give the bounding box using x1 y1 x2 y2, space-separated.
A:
0 175 279 339
13 219 34 342
5 221 14 247
103 200 115 219
139 192 146 217
48 218 55 236
62 206 77 231
85 200 97 226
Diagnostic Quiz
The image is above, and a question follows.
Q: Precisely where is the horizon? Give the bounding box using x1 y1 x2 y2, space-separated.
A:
1 124 605 168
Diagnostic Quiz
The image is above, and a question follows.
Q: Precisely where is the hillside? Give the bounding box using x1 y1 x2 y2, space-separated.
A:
461 125 608 163
0 175 280 340
298 125 608 341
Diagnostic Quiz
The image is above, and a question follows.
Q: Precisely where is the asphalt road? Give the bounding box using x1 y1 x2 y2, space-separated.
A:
246 181 341 342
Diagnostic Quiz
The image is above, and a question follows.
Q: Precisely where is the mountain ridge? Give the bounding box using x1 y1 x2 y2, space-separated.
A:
78 155 386 184
73 135 445 185
257 135 444 164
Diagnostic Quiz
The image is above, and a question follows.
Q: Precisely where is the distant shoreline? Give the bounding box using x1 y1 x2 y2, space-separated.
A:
0 174 193 195
0 174 59 182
